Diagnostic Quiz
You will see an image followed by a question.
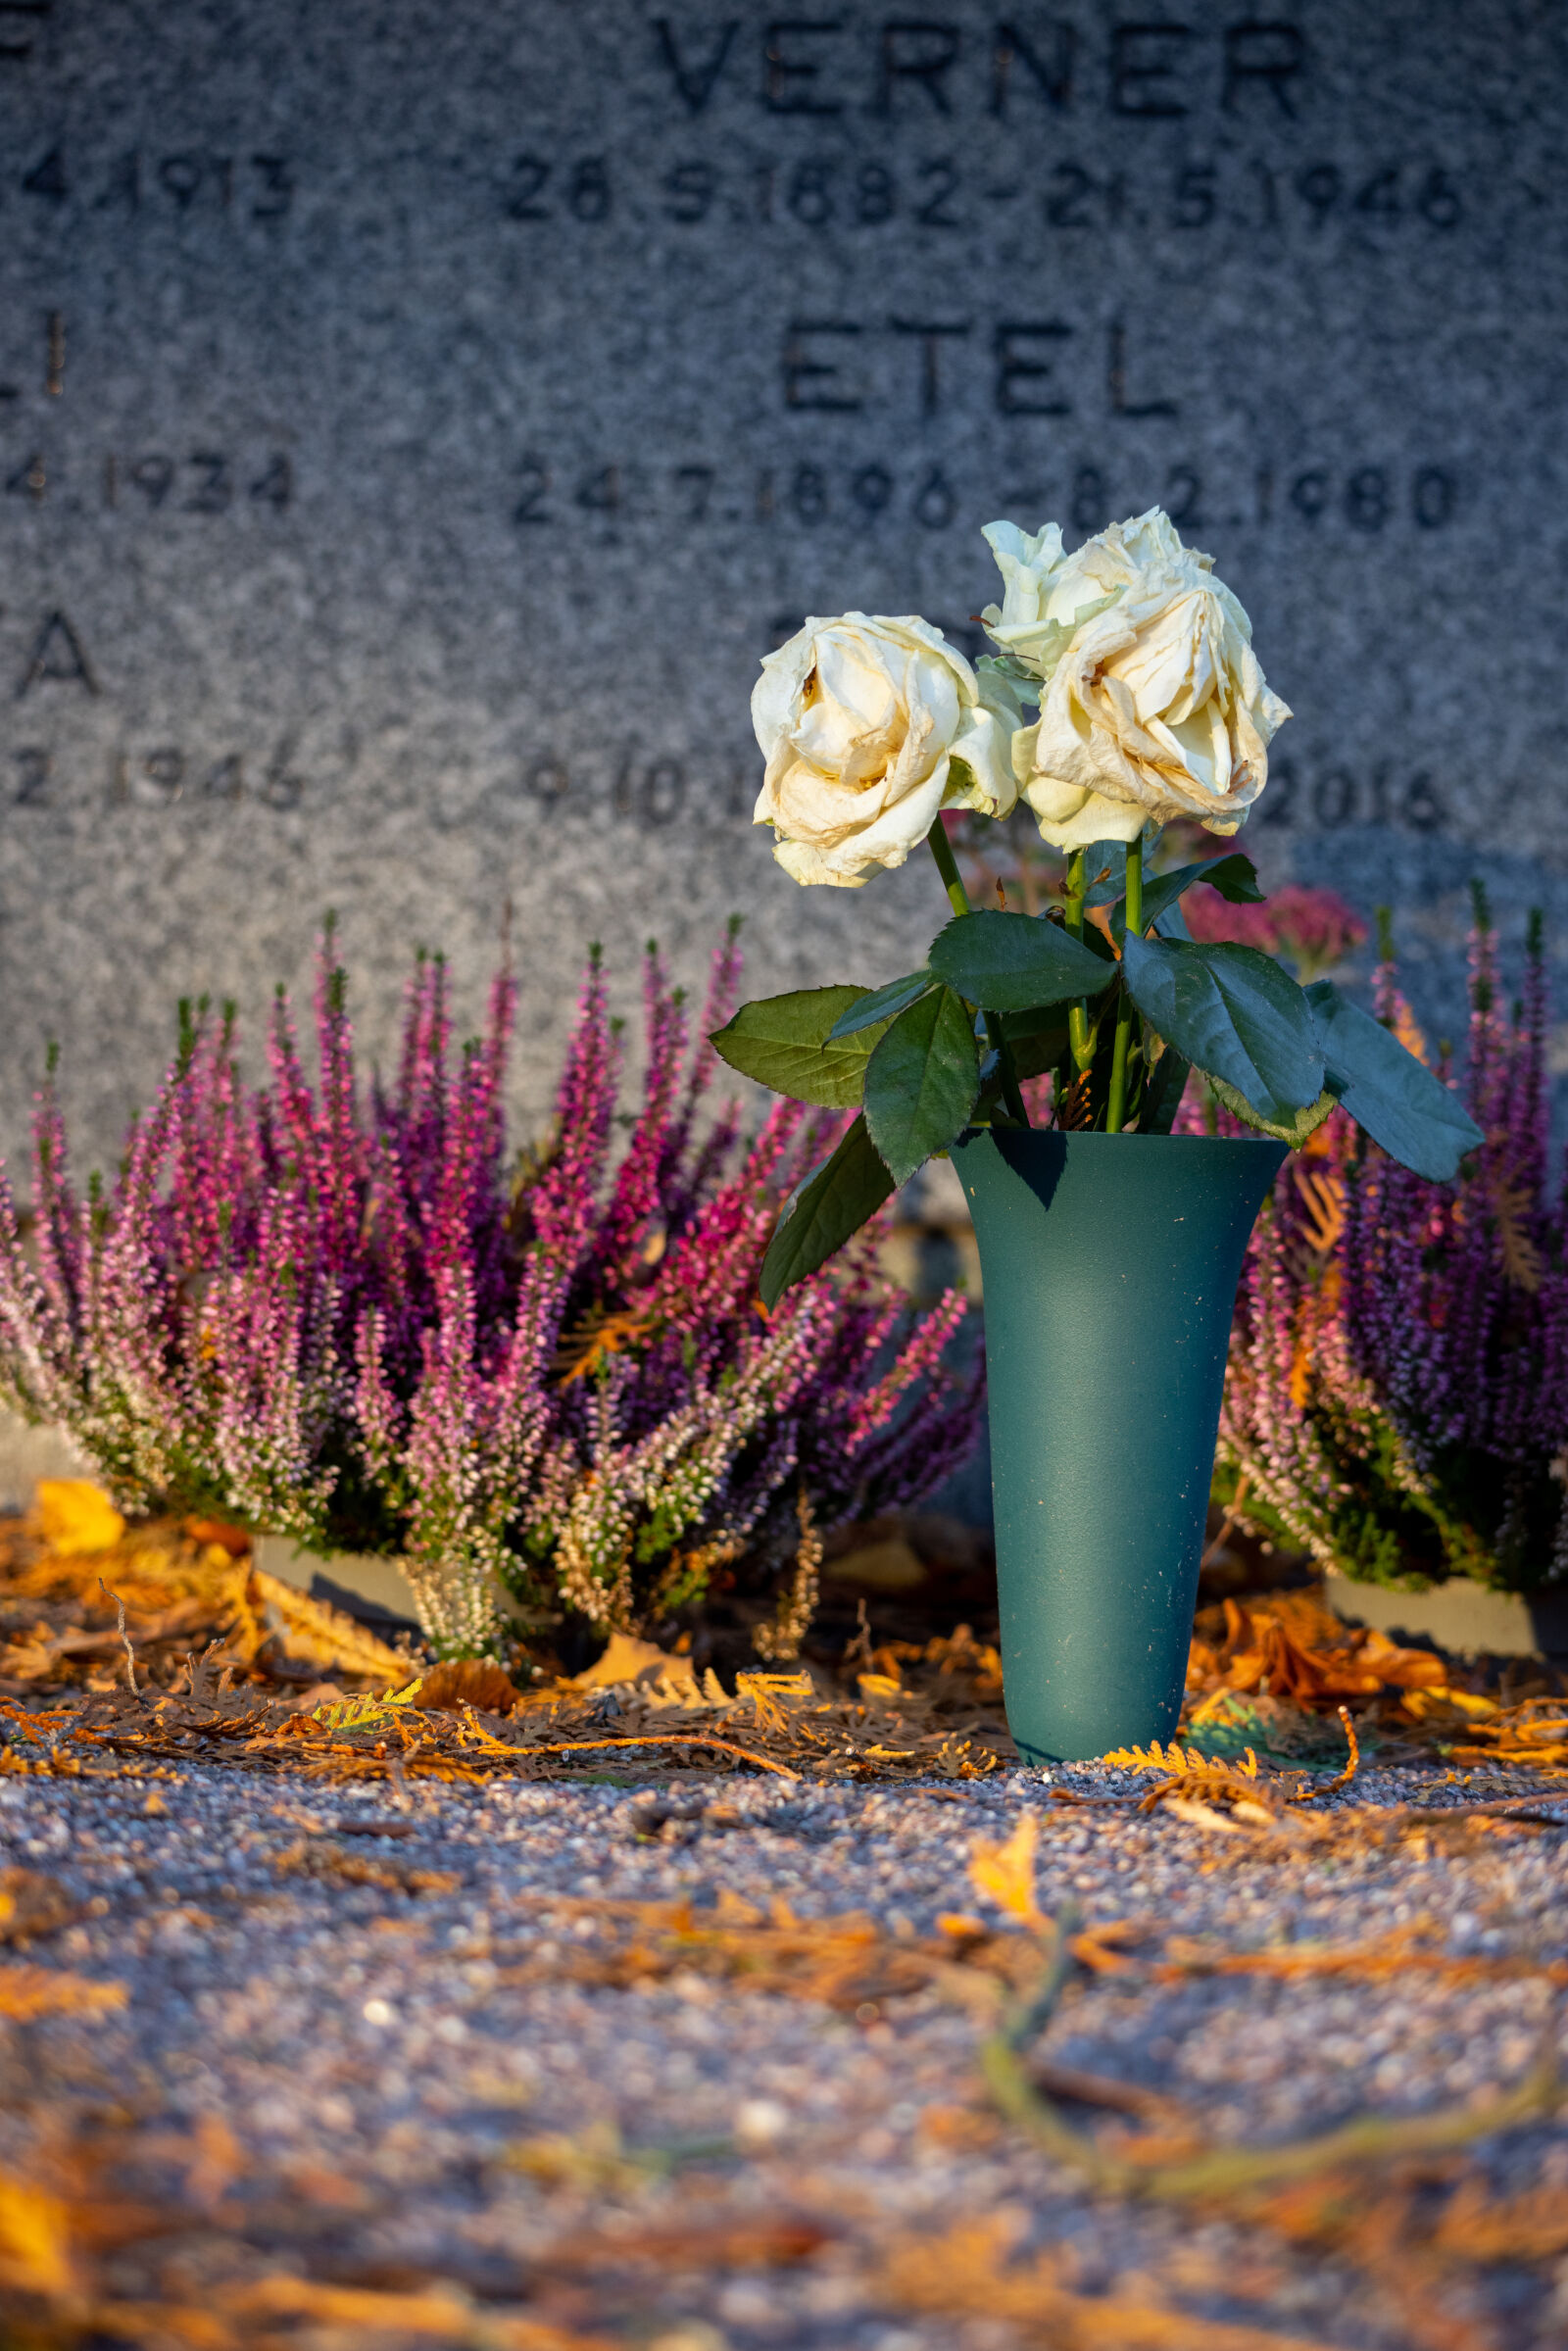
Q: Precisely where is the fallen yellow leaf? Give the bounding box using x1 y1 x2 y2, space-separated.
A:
1401 1687 1497 1722
969 1816 1044 1930
0 2171 76 2297
32 1479 125 1557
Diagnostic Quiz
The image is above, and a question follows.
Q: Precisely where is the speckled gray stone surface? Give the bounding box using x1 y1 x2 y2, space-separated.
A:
4 1762 1568 2346
1 3 1565 1170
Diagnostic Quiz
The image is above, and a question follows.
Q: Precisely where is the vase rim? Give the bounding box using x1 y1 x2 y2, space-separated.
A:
956 1125 1286 1149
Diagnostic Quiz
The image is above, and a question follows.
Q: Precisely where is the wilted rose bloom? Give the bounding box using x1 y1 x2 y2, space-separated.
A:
753 612 1020 888
982 510 1292 852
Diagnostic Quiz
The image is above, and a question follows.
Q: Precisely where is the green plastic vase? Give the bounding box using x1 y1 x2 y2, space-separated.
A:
952 1127 1287 1764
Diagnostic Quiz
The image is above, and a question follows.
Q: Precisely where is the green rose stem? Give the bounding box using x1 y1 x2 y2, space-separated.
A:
1104 831 1144 1134
1062 848 1094 1078
925 818 1030 1129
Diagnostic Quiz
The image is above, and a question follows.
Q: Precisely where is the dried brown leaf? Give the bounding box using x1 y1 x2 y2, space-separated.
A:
412 1657 522 1714
878 2215 1343 2349
0 1868 80 1944
272 1838 459 1897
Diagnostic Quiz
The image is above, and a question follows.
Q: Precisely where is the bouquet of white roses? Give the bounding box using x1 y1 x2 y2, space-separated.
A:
714 509 1481 1302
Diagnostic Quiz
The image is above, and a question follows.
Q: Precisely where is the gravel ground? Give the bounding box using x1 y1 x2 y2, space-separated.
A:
4 1758 1568 2350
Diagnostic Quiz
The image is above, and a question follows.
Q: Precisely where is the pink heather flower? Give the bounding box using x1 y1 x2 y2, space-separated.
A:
0 929 980 1653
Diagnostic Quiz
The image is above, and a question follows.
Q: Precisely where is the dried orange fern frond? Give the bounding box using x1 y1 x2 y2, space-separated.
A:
1102 1740 1260 1782
1295 1165 1346 1255
309 1683 426 1733
734 1671 814 1734
1492 1177 1544 1293
551 1302 661 1386
968 1815 1045 1930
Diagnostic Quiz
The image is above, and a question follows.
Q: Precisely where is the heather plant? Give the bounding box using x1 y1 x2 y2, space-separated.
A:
1209 887 1568 1593
0 927 980 1654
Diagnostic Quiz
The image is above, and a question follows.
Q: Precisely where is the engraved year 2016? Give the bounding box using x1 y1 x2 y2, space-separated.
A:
502 150 1462 236
11 742 307 810
1255 761 1445 833
12 145 292 219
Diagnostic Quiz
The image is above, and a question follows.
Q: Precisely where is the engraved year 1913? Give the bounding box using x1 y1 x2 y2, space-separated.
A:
7 145 293 220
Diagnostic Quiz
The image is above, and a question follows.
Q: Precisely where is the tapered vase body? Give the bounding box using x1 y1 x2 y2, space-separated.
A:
953 1128 1287 1764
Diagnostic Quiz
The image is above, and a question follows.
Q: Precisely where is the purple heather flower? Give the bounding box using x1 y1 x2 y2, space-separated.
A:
1214 901 1566 1592
0 929 980 1651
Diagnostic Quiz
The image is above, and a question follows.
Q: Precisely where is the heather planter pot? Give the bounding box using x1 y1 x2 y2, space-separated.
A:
953 1128 1287 1764
255 1537 423 1631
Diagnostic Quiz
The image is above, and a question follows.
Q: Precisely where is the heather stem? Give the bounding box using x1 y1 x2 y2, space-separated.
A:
925 820 1029 1130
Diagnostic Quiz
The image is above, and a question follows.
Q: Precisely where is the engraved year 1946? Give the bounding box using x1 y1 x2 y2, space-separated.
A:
10 740 308 810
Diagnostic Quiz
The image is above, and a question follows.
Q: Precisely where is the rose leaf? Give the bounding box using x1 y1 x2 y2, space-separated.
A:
1000 1006 1072 1082
1305 982 1483 1181
826 971 935 1041
710 987 893 1108
927 909 1109 1012
1206 1076 1340 1147
1128 853 1265 937
1121 937 1323 1120
760 1114 897 1307
1138 1044 1193 1135
862 986 980 1188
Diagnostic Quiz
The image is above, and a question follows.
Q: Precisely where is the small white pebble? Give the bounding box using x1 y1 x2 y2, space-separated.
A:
362 1997 396 2027
716 2280 777 2327
733 2095 788 2148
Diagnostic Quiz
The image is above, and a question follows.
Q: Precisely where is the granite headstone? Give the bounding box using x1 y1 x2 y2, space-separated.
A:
1 1 1564 1170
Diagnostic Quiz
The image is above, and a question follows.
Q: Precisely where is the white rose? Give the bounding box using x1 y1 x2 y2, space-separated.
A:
981 509 1292 851
752 612 1020 888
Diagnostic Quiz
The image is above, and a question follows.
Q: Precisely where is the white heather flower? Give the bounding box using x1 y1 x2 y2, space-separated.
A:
981 509 1292 851
752 612 1020 888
